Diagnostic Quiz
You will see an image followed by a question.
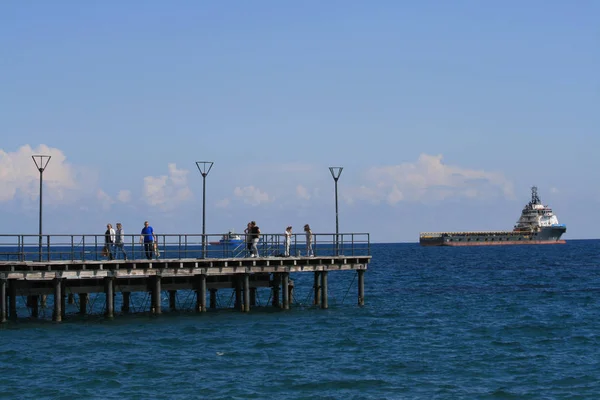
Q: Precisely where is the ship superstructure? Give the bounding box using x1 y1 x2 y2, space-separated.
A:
420 186 567 246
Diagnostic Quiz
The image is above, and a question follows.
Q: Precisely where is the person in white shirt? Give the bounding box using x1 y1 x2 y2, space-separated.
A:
104 223 116 260
114 222 127 260
284 226 292 257
304 224 313 257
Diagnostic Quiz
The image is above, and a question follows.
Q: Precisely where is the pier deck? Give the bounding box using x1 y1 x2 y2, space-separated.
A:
0 232 370 322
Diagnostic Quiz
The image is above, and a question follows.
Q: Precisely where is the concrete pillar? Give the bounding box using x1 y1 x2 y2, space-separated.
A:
60 281 66 320
282 273 289 310
152 276 162 315
209 289 217 309
249 287 257 307
313 271 321 306
169 290 177 311
105 277 114 319
321 271 328 309
67 293 75 305
196 275 207 313
79 293 88 315
53 278 62 322
41 295 47 308
243 274 250 312
0 279 6 323
288 279 294 306
122 292 130 313
272 274 280 308
358 269 365 306
30 295 39 318
8 280 17 321
234 277 242 311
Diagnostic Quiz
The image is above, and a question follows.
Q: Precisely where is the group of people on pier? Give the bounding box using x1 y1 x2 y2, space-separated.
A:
103 221 157 261
102 220 314 260
244 222 313 258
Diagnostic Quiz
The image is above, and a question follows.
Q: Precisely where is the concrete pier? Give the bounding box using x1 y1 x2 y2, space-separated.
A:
0 254 369 322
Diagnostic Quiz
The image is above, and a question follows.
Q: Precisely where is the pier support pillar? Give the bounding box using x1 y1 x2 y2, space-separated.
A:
67 293 75 305
196 275 207 313
0 279 6 323
288 279 294 306
8 280 17 321
169 290 177 312
358 270 365 306
41 295 47 308
79 293 88 315
313 271 321 306
243 274 250 312
249 287 256 307
272 274 280 308
53 278 62 322
30 295 39 318
234 277 242 311
321 271 328 309
209 289 217 309
282 273 290 310
122 292 130 313
105 277 114 319
60 281 66 319
151 276 162 315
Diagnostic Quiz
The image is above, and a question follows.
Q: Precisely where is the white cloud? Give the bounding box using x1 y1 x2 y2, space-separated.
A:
387 185 405 205
348 154 513 205
296 185 311 200
216 198 231 208
143 163 193 210
97 189 115 210
117 190 132 203
233 186 272 205
0 144 78 203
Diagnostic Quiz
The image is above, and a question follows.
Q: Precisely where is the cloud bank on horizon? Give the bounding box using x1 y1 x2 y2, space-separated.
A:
0 145 513 212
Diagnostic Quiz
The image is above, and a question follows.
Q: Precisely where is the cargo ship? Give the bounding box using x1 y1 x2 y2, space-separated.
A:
419 186 567 246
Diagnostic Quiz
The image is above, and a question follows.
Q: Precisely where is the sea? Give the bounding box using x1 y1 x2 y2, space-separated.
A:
1 240 599 399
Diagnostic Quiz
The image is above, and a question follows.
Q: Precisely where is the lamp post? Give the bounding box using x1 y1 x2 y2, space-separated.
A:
196 161 213 258
329 167 343 255
32 155 51 262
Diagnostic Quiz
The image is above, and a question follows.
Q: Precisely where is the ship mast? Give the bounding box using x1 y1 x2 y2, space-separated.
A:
530 186 541 206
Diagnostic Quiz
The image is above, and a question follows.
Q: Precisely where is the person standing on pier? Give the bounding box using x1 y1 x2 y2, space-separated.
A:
250 221 260 258
104 223 115 260
284 226 292 257
114 222 127 260
244 222 252 256
304 224 313 257
141 221 156 260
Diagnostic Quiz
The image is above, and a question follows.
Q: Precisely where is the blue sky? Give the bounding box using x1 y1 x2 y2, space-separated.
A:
0 1 598 242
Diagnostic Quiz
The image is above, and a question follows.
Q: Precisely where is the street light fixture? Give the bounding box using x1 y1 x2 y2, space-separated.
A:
196 161 213 258
32 155 51 262
329 167 343 255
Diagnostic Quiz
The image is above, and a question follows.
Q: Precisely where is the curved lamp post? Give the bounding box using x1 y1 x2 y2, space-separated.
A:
32 155 51 262
196 161 213 258
329 167 343 256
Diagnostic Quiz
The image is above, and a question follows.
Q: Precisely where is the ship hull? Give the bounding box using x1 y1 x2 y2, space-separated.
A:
420 225 566 247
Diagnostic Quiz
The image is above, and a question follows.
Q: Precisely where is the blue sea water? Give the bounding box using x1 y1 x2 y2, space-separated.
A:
1 240 599 399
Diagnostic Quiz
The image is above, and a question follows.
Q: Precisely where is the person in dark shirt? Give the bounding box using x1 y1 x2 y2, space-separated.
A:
250 221 260 258
104 223 115 260
140 221 156 260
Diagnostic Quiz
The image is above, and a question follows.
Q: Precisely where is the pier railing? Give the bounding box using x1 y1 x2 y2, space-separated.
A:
0 233 370 262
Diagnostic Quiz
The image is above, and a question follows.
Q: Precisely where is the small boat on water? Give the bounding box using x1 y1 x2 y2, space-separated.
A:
209 231 244 246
